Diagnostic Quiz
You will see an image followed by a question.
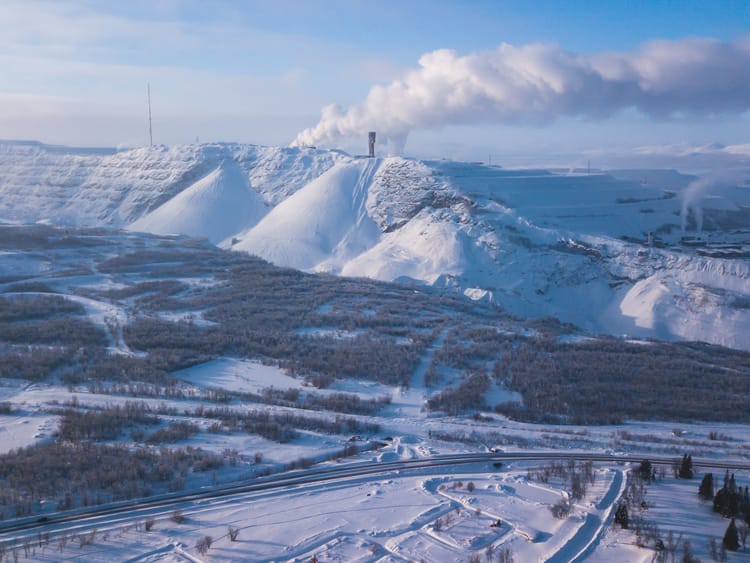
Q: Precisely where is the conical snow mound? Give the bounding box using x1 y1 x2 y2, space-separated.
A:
226 159 381 272
1 140 750 351
129 159 267 243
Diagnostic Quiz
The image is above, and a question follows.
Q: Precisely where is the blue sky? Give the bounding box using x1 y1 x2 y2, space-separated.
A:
1 0 749 163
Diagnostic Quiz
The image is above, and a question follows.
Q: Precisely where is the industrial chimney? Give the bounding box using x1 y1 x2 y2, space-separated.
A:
368 131 376 158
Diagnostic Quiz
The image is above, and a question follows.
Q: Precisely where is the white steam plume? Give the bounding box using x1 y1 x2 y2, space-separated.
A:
681 176 710 233
680 171 747 233
292 37 750 150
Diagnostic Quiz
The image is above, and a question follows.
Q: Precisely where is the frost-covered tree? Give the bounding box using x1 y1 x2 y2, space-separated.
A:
195 536 212 555
708 537 719 562
496 546 514 563
681 539 700 563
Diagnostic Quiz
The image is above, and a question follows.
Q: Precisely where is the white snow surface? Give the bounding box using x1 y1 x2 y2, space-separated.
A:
129 159 267 243
2 140 750 350
2 360 750 562
225 159 382 272
176 358 305 394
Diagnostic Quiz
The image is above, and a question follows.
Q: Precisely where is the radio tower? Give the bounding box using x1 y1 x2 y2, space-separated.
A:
147 83 153 147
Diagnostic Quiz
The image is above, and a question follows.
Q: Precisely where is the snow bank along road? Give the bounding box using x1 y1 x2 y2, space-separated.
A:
1 450 748 544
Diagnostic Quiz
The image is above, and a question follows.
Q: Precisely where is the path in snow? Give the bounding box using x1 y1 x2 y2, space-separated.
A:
391 327 450 419
61 294 137 356
4 291 136 356
545 469 625 563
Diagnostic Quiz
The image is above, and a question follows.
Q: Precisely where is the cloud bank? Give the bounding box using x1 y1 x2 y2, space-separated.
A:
292 37 750 150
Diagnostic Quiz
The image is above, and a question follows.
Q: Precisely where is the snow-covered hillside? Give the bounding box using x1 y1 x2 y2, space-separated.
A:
1 140 749 350
0 140 341 228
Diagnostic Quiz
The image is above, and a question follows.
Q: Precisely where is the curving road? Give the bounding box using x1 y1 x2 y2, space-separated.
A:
0 450 747 547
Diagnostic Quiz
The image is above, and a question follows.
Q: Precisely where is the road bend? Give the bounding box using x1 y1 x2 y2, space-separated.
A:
0 451 748 544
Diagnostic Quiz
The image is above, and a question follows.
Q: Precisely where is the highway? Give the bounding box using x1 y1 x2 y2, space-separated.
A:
1 450 748 545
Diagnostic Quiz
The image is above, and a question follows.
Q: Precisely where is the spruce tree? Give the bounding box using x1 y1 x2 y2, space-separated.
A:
678 454 693 479
714 486 727 514
723 518 740 552
615 502 629 529
714 485 739 517
639 460 653 483
699 473 714 500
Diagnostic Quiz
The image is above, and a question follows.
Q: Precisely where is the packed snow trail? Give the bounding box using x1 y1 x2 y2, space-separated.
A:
544 469 625 563
390 326 449 419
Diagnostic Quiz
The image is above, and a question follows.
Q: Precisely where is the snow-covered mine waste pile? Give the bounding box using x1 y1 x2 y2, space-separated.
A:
1 140 749 350
0 144 750 562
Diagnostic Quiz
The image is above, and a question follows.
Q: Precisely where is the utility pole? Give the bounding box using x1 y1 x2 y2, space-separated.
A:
147 83 153 147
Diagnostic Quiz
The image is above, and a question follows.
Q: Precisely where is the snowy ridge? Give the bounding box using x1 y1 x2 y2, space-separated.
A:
0 141 340 227
1 140 749 349
225 159 382 272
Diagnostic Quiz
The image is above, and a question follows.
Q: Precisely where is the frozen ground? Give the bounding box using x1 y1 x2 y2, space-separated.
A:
4 431 749 563
0 366 749 562
593 473 750 563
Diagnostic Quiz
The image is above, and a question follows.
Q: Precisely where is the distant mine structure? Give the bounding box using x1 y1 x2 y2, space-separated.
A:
368 131 376 157
147 83 153 147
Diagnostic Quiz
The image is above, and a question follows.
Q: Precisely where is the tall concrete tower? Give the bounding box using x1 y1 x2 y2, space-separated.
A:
368 131 376 158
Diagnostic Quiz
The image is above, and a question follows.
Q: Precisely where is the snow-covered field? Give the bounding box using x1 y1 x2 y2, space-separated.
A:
0 457 622 562
177 359 307 395
0 358 749 562
0 142 749 561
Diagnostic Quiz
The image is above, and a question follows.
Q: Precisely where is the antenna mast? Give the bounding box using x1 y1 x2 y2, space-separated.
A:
147 83 153 147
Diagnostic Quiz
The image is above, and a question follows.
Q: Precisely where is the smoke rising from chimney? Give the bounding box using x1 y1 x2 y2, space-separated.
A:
681 176 710 233
680 171 745 234
292 37 750 151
